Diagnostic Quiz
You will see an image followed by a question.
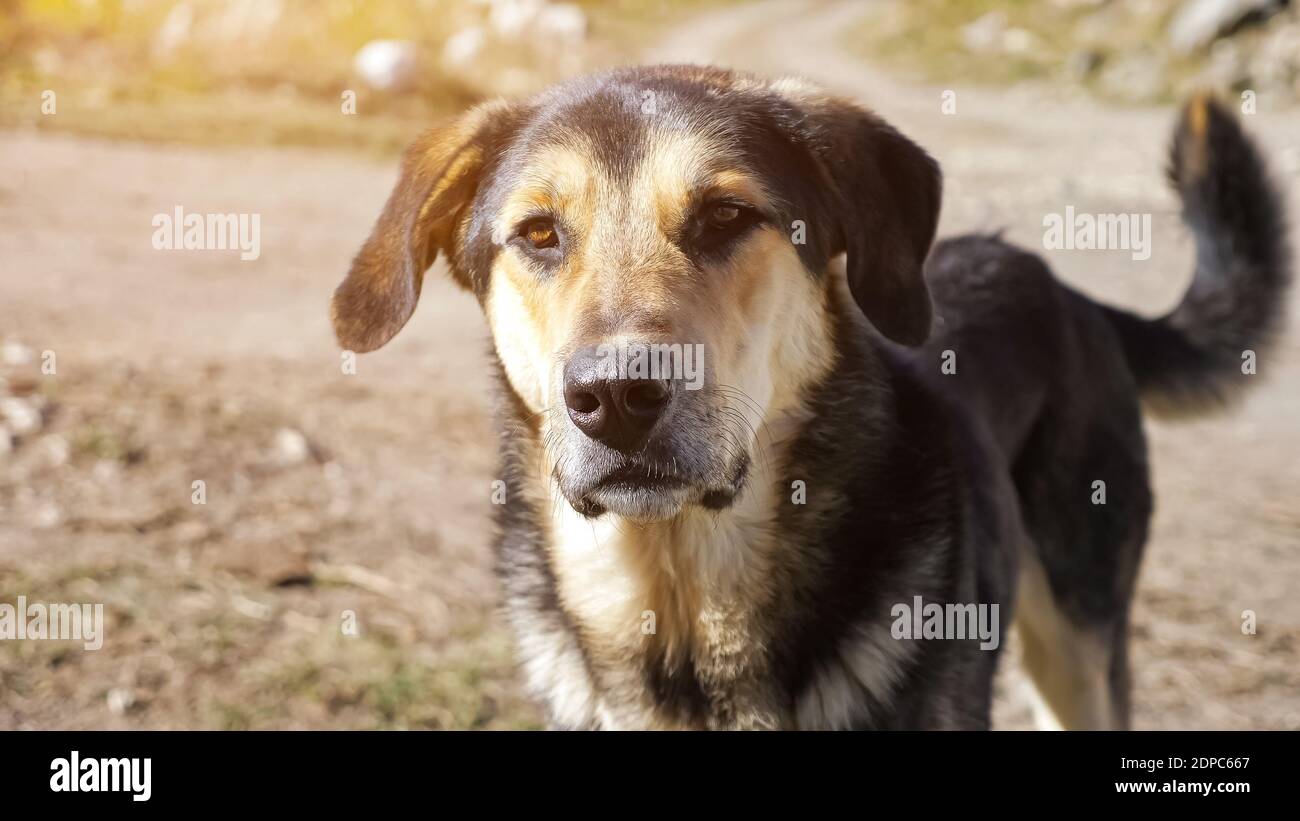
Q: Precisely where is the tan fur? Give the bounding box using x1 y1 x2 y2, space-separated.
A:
1014 543 1121 730
1177 93 1212 183
332 100 510 352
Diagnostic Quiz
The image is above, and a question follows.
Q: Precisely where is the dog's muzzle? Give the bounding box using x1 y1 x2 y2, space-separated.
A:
555 343 748 521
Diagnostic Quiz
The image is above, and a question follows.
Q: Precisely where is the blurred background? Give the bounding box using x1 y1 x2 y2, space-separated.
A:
1 0 1298 729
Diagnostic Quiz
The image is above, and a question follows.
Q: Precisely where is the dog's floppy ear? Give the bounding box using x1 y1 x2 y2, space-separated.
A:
784 90 942 346
331 101 508 352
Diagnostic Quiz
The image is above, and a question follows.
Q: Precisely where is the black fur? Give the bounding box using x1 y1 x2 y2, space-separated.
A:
1101 97 1292 410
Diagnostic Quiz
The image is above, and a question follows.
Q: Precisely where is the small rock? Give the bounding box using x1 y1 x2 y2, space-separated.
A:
1 341 33 366
0 397 42 436
231 594 272 621
442 26 487 71
962 10 1008 54
537 2 587 44
353 39 420 92
107 687 135 716
1168 0 1283 54
489 0 548 41
270 427 311 467
1002 27 1039 56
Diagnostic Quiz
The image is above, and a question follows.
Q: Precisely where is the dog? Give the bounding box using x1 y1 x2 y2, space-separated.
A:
331 66 1290 729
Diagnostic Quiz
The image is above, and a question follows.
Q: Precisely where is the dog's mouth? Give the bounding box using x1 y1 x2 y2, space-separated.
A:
593 464 689 494
566 453 750 521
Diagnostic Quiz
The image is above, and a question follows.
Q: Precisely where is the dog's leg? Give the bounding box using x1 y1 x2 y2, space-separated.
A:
1014 548 1124 730
1006 346 1153 730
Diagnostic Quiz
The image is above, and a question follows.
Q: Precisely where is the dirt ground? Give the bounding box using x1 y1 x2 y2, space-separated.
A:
2 0 1298 729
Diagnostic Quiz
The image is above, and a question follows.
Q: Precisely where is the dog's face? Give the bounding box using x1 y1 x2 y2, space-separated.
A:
333 66 940 522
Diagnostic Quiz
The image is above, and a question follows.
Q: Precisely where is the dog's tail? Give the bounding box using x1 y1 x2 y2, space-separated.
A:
1100 95 1291 419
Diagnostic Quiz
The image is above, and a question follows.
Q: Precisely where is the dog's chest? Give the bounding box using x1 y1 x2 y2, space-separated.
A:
538 494 788 729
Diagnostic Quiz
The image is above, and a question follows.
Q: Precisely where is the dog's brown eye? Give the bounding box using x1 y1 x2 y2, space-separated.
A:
524 219 557 249
706 203 741 228
688 200 759 255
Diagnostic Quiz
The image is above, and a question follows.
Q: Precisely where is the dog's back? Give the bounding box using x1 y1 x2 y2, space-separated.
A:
906 96 1290 729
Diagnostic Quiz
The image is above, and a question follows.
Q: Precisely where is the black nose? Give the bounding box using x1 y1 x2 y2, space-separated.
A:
563 346 673 452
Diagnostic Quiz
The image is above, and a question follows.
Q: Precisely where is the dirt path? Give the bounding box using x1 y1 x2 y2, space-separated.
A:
1 0 1297 729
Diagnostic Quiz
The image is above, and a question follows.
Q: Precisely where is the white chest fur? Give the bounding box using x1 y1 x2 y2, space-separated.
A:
543 478 785 728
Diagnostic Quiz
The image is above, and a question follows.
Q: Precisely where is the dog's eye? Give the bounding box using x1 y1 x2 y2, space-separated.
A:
689 200 760 254
705 203 742 229
522 218 558 249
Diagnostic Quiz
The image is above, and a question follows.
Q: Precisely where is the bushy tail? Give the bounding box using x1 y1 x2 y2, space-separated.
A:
1100 95 1292 418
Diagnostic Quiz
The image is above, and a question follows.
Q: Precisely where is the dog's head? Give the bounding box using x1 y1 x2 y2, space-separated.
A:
333 66 940 523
